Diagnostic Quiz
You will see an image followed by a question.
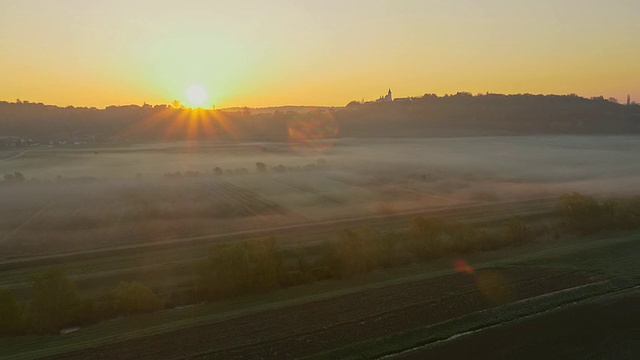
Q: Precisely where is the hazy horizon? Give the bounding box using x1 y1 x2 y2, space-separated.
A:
2 0 639 109
1 3 639 356
3 90 636 111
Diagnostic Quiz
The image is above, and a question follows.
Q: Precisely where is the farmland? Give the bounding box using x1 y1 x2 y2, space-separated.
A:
1 228 638 359
1 135 639 358
2 135 640 259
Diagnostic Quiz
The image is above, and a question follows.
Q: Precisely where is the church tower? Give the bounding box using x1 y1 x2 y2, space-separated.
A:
386 89 393 102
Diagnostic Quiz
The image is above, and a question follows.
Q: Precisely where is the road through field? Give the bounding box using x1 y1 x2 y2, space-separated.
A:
0 145 53 162
0 195 563 305
0 196 557 272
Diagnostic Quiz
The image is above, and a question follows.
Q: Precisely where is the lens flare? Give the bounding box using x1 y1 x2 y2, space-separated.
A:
121 107 236 142
454 259 474 275
287 110 338 152
475 271 513 303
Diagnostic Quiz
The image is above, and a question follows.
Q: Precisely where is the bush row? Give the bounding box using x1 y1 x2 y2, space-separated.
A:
557 193 640 234
3 192 638 337
0 269 163 336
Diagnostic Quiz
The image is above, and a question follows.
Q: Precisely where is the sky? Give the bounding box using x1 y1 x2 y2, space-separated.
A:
1 0 639 108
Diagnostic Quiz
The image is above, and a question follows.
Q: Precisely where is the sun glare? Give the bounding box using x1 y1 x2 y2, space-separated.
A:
186 85 207 107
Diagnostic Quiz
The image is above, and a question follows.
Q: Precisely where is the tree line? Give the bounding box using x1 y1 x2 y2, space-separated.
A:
1 94 639 143
1 159 328 185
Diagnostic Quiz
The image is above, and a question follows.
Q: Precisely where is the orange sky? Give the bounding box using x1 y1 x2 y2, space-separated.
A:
1 0 639 108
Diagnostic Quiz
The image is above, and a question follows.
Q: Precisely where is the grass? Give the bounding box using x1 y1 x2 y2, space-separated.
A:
1 229 638 359
305 232 640 359
0 198 556 302
303 281 617 360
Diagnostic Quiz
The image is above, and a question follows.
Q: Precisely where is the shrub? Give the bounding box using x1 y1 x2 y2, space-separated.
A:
557 193 605 234
195 237 283 299
445 221 485 253
504 216 532 244
555 193 640 234
407 217 448 259
374 231 403 268
321 229 383 278
106 282 164 316
278 249 316 286
602 198 640 230
26 268 87 333
244 238 283 291
255 162 267 173
0 289 25 336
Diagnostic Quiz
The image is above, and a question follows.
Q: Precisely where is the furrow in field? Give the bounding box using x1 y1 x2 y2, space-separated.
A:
41 267 592 360
222 180 289 216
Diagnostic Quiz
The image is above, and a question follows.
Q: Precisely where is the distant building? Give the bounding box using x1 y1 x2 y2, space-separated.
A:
628 95 631 106
376 89 393 103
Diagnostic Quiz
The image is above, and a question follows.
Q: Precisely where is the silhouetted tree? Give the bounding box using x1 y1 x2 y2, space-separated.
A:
255 162 267 173
1 94 639 143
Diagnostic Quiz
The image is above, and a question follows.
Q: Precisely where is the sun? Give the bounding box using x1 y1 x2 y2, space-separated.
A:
186 85 207 107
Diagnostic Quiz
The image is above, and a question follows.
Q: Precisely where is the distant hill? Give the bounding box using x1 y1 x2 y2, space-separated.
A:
0 94 639 144
219 105 336 115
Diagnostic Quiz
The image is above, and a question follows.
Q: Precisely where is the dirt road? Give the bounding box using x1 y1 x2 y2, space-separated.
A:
0 196 556 271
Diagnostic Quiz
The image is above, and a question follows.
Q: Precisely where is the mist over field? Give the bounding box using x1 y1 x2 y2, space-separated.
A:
3 1 640 357
1 135 639 258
